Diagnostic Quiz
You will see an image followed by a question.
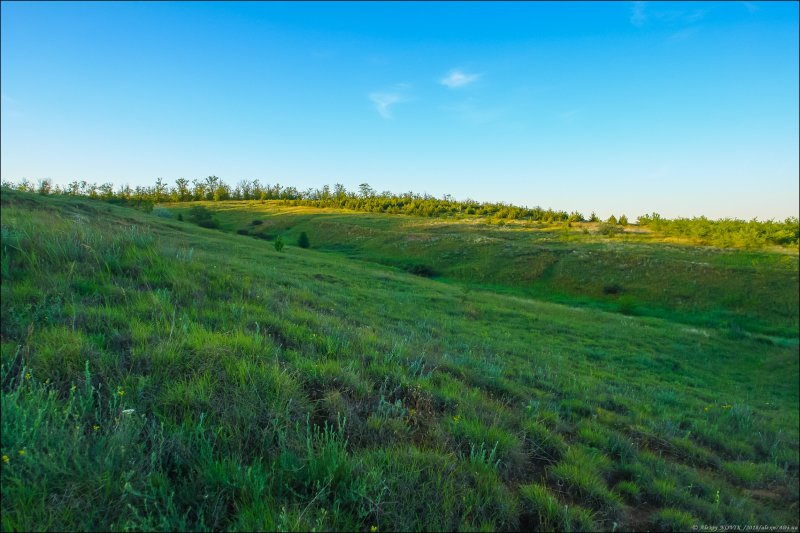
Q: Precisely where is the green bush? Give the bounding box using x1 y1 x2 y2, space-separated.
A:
598 223 623 236
197 218 220 229
274 236 285 252
602 284 622 295
152 207 173 219
298 231 310 249
407 264 436 277
188 205 220 228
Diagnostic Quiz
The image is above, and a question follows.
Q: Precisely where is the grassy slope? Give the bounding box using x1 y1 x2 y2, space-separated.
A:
1 190 798 532
171 200 799 339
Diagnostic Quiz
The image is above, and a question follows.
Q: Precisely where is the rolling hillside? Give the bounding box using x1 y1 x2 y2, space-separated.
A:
170 200 799 339
2 190 798 532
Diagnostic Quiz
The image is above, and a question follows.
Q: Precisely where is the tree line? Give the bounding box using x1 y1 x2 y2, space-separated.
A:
2 177 797 247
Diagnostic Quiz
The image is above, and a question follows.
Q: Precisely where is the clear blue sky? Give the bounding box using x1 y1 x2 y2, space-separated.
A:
2 1 798 219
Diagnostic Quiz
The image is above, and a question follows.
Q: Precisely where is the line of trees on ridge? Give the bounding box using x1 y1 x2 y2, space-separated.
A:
2 177 798 247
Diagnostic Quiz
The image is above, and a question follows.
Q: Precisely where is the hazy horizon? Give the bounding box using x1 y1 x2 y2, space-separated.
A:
2 1 798 220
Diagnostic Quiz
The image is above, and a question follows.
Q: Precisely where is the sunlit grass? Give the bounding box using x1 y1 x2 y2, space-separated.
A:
1 189 798 531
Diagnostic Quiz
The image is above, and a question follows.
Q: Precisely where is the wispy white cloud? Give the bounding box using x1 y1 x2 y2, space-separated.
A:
369 85 411 119
369 93 401 119
440 69 481 89
684 10 705 23
741 1 759 13
669 27 698 42
631 1 647 27
632 2 705 39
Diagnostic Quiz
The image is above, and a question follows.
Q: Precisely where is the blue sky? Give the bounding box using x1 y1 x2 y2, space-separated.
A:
1 1 797 219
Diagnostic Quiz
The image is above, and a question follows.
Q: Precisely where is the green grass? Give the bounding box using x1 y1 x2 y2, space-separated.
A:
167 200 799 338
2 189 798 531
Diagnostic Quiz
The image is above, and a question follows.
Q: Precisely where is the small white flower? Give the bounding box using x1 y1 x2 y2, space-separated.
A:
121 409 135 415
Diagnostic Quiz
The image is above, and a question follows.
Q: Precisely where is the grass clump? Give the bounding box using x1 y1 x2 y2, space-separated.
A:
519 483 596 532
548 446 624 521
722 461 785 488
613 480 642 504
650 508 696 532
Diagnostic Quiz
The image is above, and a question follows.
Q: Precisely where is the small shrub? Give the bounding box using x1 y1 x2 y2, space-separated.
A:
298 231 310 249
603 284 622 295
251 220 263 226
177 213 183 221
236 229 250 236
274 236 284 252
197 218 220 229
598 223 623 236
188 205 220 228
407 264 436 277
152 207 173 218
188 205 213 222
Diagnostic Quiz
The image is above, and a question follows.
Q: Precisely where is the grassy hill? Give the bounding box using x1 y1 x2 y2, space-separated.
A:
170 200 799 339
2 190 798 531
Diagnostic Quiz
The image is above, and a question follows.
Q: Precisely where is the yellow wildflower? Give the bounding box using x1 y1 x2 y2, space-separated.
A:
24 372 31 380
117 386 125 397
93 425 100 432
18 449 26 456
452 415 462 423
371 526 378 532
2 455 9 463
